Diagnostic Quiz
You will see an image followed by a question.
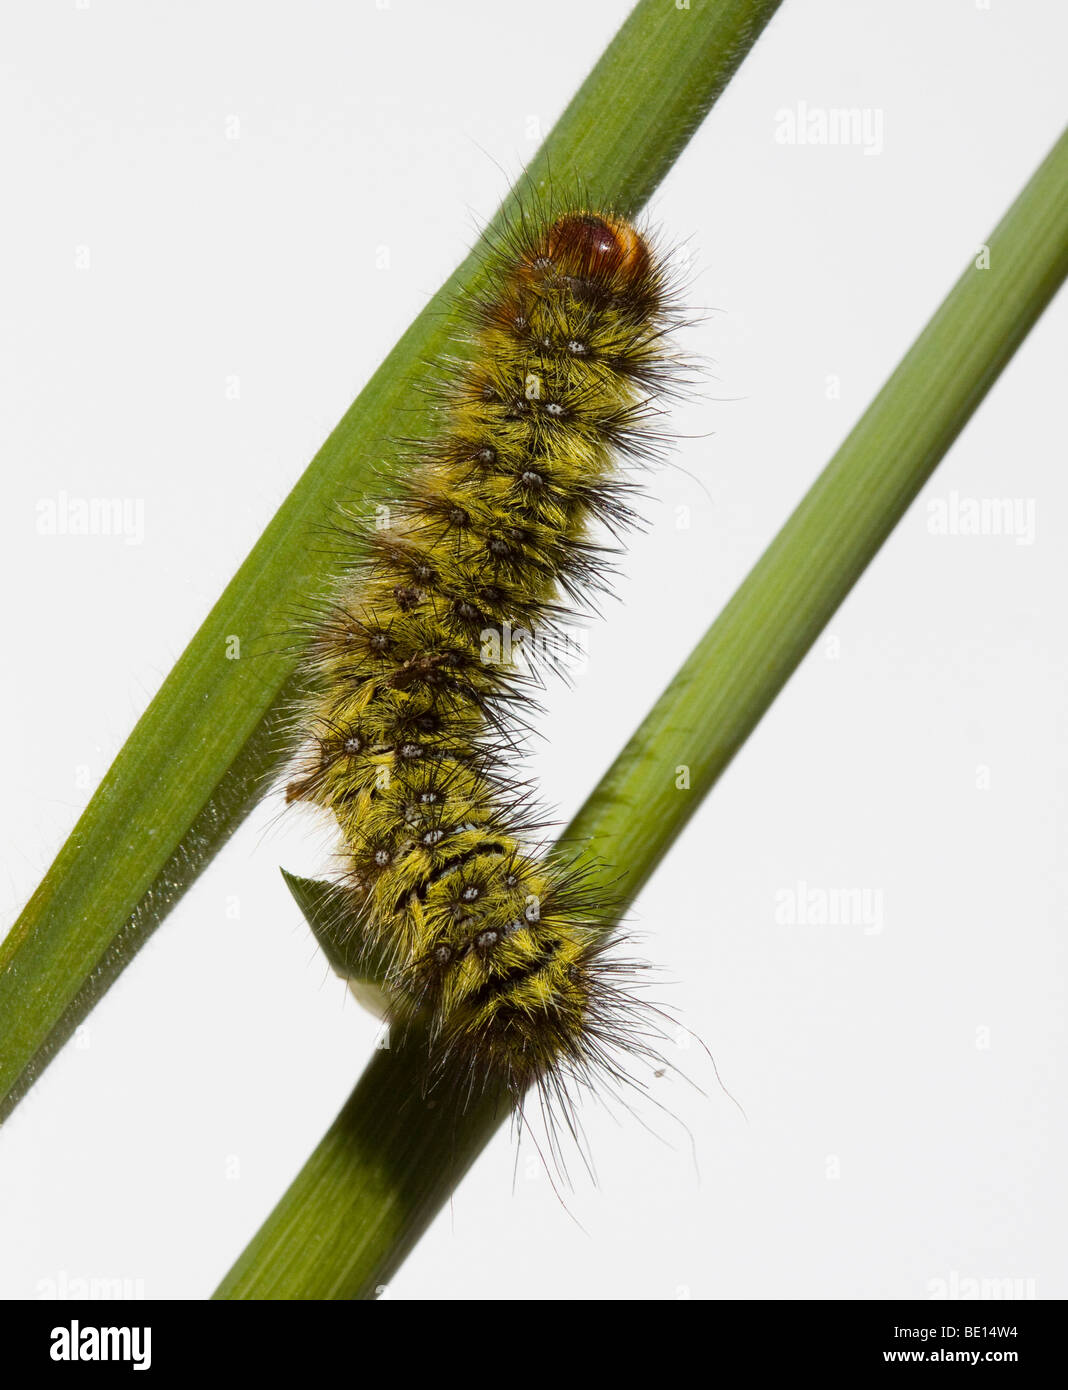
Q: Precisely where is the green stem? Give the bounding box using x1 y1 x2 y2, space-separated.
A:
214 126 1068 1300
0 0 784 1120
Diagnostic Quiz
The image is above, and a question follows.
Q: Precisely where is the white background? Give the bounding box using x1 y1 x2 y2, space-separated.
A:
1 0 1065 1301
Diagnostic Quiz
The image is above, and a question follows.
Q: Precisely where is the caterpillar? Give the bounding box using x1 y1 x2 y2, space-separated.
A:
286 202 684 1127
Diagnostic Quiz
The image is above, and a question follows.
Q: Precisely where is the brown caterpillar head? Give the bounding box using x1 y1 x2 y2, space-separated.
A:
525 212 652 294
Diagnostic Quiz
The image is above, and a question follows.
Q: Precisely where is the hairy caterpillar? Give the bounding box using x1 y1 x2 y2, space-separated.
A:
287 203 684 1127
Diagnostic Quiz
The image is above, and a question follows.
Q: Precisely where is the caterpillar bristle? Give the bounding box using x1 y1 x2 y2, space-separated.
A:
285 195 690 1153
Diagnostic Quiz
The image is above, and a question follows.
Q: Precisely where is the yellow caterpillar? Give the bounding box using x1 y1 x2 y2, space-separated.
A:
288 206 681 1116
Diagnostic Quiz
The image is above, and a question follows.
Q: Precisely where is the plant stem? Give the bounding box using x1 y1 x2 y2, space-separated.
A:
214 125 1068 1300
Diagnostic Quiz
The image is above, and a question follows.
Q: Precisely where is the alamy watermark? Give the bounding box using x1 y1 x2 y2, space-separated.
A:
37 1269 145 1300
926 492 1035 546
36 492 145 546
927 1271 1037 1301
775 880 884 935
774 101 884 156
480 620 589 675
49 1321 151 1371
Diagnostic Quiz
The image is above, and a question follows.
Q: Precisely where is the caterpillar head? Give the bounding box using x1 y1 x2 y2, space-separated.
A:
547 212 650 284
515 211 655 308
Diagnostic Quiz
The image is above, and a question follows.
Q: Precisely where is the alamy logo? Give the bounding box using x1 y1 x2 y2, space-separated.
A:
775 880 884 935
37 1269 145 1299
774 101 884 155
479 620 589 673
36 492 145 546
50 1320 151 1370
927 1271 1037 1300
926 492 1036 545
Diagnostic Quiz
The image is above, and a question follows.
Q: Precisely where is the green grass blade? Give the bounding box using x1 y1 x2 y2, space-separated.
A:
214 126 1068 1301
283 871 393 1006
0 0 784 1119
